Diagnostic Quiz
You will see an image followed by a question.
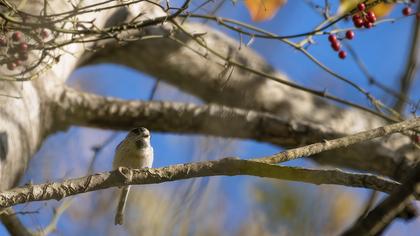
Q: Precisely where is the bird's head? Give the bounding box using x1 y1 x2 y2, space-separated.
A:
127 127 151 148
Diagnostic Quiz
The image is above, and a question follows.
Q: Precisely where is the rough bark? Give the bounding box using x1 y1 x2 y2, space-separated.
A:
0 159 403 208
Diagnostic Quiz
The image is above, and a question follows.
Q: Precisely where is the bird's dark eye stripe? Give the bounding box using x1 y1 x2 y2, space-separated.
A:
140 127 147 132
131 128 140 135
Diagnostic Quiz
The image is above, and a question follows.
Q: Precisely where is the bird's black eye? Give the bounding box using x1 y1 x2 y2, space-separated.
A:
130 128 140 135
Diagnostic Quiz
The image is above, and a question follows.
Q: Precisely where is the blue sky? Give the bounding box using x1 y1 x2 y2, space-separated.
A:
1 1 419 235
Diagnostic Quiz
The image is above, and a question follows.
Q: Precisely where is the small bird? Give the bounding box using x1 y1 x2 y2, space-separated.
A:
113 127 154 225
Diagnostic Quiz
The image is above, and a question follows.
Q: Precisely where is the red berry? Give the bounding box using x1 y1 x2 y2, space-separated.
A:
366 11 376 23
354 18 364 28
338 50 347 59
328 34 337 43
331 41 341 51
345 30 355 40
11 32 22 42
7 62 16 70
0 38 6 47
14 60 21 66
412 134 420 143
357 3 366 11
363 21 373 28
403 7 412 16
40 29 49 39
19 42 28 51
366 11 375 18
352 14 361 22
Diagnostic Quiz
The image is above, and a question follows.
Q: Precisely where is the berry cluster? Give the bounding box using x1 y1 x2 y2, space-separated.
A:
328 1 419 60
0 32 29 71
326 3 377 60
0 29 49 71
328 30 354 59
352 3 376 29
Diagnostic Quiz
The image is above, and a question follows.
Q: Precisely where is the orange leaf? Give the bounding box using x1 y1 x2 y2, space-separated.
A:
338 0 394 18
245 0 287 22
371 3 394 18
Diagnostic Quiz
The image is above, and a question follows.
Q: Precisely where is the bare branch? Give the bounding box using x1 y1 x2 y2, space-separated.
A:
0 197 73 236
39 199 73 236
51 86 420 178
0 208 33 236
52 86 338 147
0 159 402 208
258 116 420 164
342 164 420 236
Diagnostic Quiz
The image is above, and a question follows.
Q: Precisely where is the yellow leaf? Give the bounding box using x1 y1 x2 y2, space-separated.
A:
338 0 394 18
245 0 287 22
371 3 394 18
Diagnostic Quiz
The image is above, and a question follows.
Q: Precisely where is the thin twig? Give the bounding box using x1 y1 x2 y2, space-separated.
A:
257 117 420 164
342 164 420 236
0 208 33 236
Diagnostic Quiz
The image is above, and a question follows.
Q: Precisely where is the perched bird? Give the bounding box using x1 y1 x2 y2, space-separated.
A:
113 127 154 225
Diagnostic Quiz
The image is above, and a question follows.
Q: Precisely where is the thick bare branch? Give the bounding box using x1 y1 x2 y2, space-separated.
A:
0 159 402 208
51 86 420 179
52 86 338 147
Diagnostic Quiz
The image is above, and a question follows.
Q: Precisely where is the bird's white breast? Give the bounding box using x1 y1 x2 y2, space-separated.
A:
113 140 153 169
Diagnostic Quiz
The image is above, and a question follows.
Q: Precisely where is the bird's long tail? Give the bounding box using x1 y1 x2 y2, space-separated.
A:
115 185 131 225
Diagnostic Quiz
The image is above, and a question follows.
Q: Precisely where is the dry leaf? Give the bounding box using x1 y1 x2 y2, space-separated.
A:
370 3 394 18
338 0 394 18
245 0 287 22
